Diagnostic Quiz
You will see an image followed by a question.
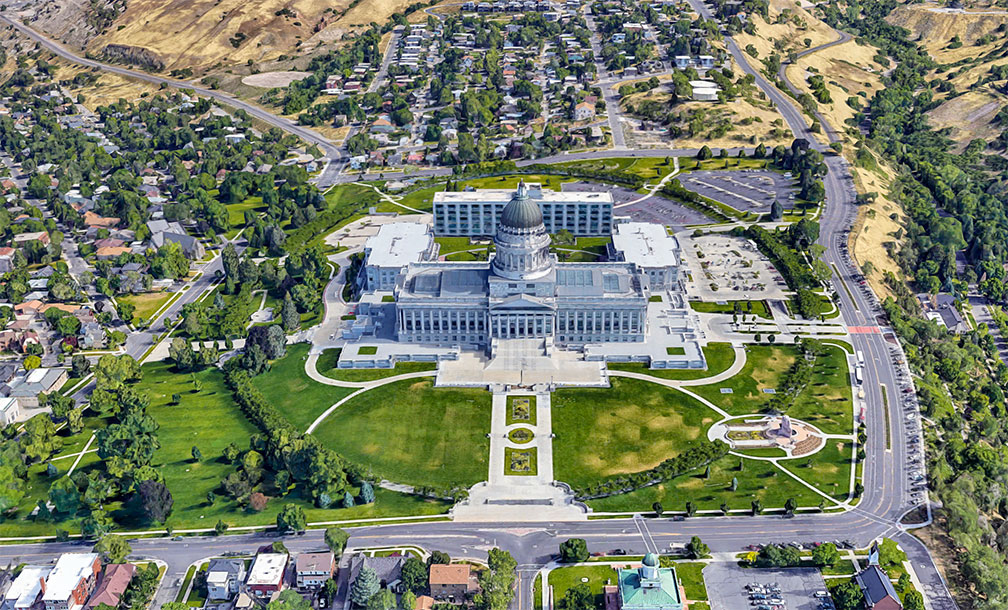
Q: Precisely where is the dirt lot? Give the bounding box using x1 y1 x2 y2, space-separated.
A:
241 71 311 88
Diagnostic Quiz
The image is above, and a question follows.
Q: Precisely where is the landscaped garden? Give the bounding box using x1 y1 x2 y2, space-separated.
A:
507 396 536 425
505 447 537 476
310 378 491 488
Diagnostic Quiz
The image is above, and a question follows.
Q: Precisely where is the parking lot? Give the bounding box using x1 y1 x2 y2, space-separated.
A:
704 562 832 610
562 182 710 229
679 170 798 214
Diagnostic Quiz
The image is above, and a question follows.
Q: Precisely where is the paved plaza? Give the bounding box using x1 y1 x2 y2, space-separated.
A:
678 232 790 301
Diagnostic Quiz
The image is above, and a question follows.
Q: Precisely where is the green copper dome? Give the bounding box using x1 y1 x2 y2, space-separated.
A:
642 553 659 567
499 181 544 230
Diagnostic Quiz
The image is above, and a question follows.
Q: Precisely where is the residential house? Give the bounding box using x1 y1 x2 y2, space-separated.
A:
81 323 106 349
85 564 135 610
148 220 205 260
246 553 288 598
429 564 478 602
415 596 435 610
82 212 119 230
854 564 902 610
918 293 967 334
370 118 395 134
0 397 20 426
206 559 246 601
13 231 50 247
295 552 335 590
1 368 70 408
41 553 102 610
0 247 15 273
3 566 51 610
348 555 405 593
573 102 595 121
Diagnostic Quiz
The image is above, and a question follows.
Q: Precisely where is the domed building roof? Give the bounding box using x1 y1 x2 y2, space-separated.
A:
500 181 544 230
642 553 659 567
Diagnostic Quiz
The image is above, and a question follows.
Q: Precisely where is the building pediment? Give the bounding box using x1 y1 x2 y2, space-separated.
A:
490 295 556 311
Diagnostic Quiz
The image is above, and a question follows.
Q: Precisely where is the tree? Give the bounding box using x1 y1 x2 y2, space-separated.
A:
652 501 663 517
350 566 380 607
359 480 375 504
903 590 924 610
323 579 340 604
685 501 696 517
751 499 763 515
474 548 517 610
770 200 783 221
215 520 228 535
82 508 112 539
325 527 349 554
427 551 451 567
400 589 416 610
21 414 61 462
191 446 202 462
367 589 395 610
49 477 81 515
71 354 91 377
343 491 355 508
268 589 312 610
831 579 864 610
94 534 132 563
134 480 174 523
812 543 839 567
559 538 589 563
277 503 307 533
562 583 593 610
401 556 428 594
784 497 797 515
697 145 713 160
162 603 189 610
281 293 300 332
686 536 709 559
878 538 906 567
23 355 41 370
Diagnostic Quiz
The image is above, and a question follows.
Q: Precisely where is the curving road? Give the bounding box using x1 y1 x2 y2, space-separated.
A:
0 6 958 610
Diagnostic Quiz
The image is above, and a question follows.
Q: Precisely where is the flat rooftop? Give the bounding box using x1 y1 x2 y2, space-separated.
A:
5 566 50 609
247 554 287 586
612 222 679 268
42 554 98 602
433 184 613 205
365 222 433 267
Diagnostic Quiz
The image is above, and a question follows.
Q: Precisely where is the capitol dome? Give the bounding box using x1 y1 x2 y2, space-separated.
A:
491 181 554 280
500 182 545 230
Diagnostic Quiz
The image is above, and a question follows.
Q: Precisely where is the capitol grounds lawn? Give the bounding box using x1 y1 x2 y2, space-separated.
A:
551 378 717 490
688 300 772 319
668 562 708 602
779 441 855 501
316 348 438 382
310 378 491 489
584 453 824 513
605 342 736 381
689 343 853 435
251 343 355 431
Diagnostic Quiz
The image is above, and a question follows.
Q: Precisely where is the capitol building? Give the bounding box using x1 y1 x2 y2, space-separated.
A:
346 182 705 372
396 182 649 352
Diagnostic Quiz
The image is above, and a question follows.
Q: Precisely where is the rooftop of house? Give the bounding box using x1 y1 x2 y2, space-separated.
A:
429 564 472 586
42 553 99 602
87 564 136 609
247 554 288 586
295 552 335 574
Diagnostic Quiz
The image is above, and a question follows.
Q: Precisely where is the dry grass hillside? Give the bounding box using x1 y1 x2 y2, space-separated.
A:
734 0 838 62
847 150 906 303
887 2 1008 49
783 39 885 144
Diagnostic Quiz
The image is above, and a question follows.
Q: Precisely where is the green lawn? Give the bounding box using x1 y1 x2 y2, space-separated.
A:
310 378 491 488
464 174 577 190
435 236 491 255
587 454 823 512
674 563 708 601
779 441 854 501
689 300 772 319
117 292 174 323
534 574 543 610
316 348 437 382
607 342 736 381
786 345 854 435
226 196 266 232
552 378 719 489
252 343 356 432
548 565 619 609
690 345 796 416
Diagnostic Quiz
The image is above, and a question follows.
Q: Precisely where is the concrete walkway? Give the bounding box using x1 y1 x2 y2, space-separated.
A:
303 370 437 433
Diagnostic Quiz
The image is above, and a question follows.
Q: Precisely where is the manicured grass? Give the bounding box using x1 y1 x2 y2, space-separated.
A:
779 441 854 501
674 562 708 601
464 174 577 190
821 560 857 576
548 565 619 609
689 300 772 319
252 343 356 431
117 291 174 323
607 342 736 380
506 396 536 426
552 378 719 488
311 378 491 488
587 454 823 512
504 447 537 476
533 574 543 610
316 348 438 382
358 346 378 355
176 566 196 603
435 236 491 255
507 428 534 444
667 346 686 356
226 196 266 230
786 344 854 436
691 345 796 416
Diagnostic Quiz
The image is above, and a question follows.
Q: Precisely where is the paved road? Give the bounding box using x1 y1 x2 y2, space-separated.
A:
583 3 628 149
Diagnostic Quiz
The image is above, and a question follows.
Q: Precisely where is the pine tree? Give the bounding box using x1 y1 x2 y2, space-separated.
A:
360 481 375 504
343 491 355 508
281 292 300 332
350 566 380 607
